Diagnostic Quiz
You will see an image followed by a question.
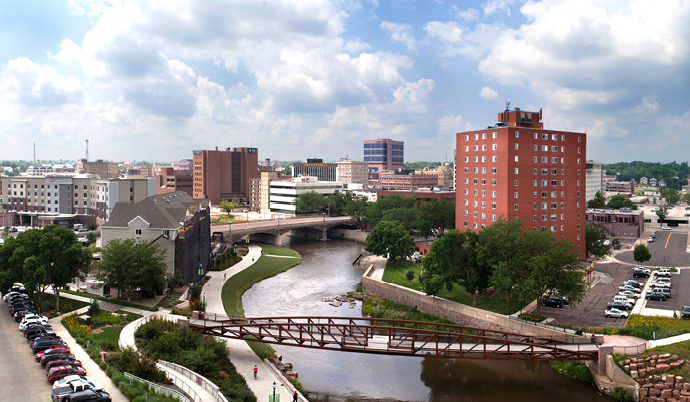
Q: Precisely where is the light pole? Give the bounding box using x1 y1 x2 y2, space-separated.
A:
203 292 206 308
272 381 277 402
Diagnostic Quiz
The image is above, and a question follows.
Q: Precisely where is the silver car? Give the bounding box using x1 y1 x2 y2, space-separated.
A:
605 308 629 318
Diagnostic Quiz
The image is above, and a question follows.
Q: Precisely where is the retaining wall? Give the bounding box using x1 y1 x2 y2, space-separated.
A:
362 266 581 340
327 228 368 243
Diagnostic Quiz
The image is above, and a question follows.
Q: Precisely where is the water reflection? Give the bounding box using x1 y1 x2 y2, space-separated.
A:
242 237 609 402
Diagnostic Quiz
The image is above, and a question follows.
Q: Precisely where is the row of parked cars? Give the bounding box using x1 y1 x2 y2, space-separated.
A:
3 287 111 402
604 268 675 318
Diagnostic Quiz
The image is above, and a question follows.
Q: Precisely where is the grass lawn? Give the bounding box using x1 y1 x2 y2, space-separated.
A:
61 289 159 311
381 261 526 316
260 246 301 257
92 326 123 344
220 254 301 359
32 293 90 312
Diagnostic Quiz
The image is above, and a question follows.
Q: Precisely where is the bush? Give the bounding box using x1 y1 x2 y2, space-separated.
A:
405 270 415 282
519 313 546 322
611 387 633 402
91 312 125 328
87 300 101 316
549 361 593 382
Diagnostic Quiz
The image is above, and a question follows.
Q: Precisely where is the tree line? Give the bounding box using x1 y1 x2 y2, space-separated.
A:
604 161 689 189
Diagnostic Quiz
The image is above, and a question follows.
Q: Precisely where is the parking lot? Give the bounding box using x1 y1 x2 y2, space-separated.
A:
617 230 689 267
643 269 690 313
0 299 53 402
540 262 643 328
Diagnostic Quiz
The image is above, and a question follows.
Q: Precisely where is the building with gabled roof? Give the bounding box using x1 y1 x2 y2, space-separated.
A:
101 191 211 284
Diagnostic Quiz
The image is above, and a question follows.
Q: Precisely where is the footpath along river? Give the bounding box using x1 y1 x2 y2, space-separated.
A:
242 238 611 402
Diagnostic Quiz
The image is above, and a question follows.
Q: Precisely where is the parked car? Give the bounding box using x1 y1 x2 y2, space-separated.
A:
52 378 107 402
662 226 671 230
651 278 672 288
604 240 611 247
33 339 69 353
623 280 642 288
20 317 49 330
618 290 639 300
605 308 629 318
645 293 667 301
648 237 654 243
35 346 71 361
682 305 690 319
651 233 656 238
53 375 105 392
633 268 651 278
647 288 671 298
46 359 82 371
21 313 48 323
28 329 59 343
619 285 642 293
543 296 564 308
654 268 672 277
47 365 87 382
41 353 77 367
607 301 633 310
63 389 111 402
613 295 636 304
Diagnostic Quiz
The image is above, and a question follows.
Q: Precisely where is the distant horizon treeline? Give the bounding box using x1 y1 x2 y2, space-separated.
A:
603 161 690 188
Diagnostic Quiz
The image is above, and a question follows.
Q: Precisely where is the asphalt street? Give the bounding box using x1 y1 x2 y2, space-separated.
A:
0 301 53 402
540 262 641 329
617 230 690 267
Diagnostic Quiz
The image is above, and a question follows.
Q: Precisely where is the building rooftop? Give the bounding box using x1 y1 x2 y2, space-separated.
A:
103 191 202 229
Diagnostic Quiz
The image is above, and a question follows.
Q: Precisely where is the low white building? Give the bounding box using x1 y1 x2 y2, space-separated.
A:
585 161 605 202
269 176 343 215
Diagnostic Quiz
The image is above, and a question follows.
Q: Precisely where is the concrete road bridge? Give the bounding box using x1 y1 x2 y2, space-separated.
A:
187 315 599 361
212 216 354 245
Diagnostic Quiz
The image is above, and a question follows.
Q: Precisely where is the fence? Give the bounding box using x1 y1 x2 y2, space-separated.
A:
124 372 195 402
159 360 229 402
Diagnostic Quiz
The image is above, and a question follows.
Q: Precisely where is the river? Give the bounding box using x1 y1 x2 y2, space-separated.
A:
242 238 611 402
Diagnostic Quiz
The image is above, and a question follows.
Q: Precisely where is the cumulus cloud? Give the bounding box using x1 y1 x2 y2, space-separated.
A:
0 57 85 108
380 21 416 50
457 8 480 21
483 0 515 17
479 86 498 100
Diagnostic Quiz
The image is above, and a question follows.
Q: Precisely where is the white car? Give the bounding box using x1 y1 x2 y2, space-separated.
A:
619 285 642 293
19 317 47 330
647 237 654 243
20 314 48 323
605 308 629 318
662 226 671 230
654 268 672 277
53 375 105 392
651 279 672 289
618 290 639 300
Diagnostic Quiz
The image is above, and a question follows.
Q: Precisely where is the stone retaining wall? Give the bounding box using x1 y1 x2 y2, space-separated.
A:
327 228 368 243
361 266 582 340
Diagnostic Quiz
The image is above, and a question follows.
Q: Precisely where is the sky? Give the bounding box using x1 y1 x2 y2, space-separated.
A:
0 0 689 164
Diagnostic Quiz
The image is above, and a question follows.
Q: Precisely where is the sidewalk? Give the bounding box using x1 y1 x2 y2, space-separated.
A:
204 243 299 402
358 254 386 280
49 308 129 402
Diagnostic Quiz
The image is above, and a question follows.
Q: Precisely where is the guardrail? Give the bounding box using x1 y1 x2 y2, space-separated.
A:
159 360 229 402
612 343 648 355
507 314 597 338
124 372 195 402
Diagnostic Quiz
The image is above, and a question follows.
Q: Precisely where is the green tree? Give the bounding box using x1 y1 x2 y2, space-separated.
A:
365 194 417 228
422 199 455 232
587 191 606 208
606 195 637 210
519 230 585 315
585 224 610 260
382 207 419 231
682 193 690 204
294 191 325 214
86 221 99 231
656 206 668 223
219 200 238 217
86 232 97 245
365 221 414 262
98 238 167 299
422 230 489 306
480 217 525 309
633 244 652 266
346 196 368 230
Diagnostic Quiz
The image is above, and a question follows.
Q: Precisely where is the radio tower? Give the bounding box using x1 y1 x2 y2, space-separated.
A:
85 139 89 162
33 142 36 164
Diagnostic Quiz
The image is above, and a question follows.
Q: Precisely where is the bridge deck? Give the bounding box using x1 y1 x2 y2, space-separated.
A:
188 316 598 361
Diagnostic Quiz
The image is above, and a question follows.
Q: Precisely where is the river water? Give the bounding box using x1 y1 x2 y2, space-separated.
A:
242 238 610 402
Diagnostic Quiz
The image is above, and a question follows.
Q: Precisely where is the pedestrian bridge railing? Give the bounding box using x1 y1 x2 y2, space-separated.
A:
124 371 195 402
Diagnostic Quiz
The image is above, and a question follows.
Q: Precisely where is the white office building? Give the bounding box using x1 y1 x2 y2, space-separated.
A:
585 161 605 201
269 177 343 215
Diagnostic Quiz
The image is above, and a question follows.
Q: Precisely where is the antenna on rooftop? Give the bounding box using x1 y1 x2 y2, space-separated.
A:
33 142 36 164
505 101 511 111
85 139 89 161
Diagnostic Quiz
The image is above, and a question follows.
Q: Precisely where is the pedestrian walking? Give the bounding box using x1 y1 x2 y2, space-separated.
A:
224 272 226 280
664 256 666 262
252 256 255 262
674 310 678 318
293 390 298 402
253 365 258 379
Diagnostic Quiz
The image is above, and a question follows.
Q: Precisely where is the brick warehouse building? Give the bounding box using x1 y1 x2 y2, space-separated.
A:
456 106 587 258
192 147 258 204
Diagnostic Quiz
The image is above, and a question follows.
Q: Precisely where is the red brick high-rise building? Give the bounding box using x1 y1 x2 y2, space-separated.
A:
192 147 258 204
456 106 587 258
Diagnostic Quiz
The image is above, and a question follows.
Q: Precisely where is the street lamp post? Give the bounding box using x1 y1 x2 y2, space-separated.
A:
203 292 206 308
272 381 277 402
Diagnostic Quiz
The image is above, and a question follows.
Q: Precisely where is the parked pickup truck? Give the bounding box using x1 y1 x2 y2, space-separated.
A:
52 378 104 402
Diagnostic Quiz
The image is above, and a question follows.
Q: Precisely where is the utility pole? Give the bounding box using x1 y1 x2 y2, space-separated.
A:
85 139 89 161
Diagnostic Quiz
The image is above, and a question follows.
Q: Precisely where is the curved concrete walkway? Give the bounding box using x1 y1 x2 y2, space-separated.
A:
204 243 303 402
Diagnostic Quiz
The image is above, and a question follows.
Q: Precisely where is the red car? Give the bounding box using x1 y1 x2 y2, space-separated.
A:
47 365 87 382
35 345 71 361
45 358 82 370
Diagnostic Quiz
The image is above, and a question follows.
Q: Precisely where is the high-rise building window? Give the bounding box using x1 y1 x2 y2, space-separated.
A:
514 204 518 210
492 156 497 162
514 168 518 174
515 132 519 138
515 143 519 150
492 132 497 138
515 156 519 162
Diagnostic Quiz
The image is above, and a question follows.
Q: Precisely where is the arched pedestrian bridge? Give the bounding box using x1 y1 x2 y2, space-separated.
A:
187 315 599 361
212 216 354 245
